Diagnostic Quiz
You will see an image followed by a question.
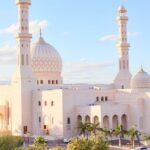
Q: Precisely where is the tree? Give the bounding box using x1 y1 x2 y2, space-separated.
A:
51 146 65 150
127 127 141 148
34 136 46 146
144 135 150 141
86 122 100 135
67 134 108 150
113 125 127 147
32 136 48 150
0 135 23 150
78 122 89 136
100 128 113 143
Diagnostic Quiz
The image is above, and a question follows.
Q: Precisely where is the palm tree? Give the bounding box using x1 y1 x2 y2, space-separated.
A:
100 128 113 142
143 135 150 146
127 127 141 148
86 122 100 135
144 135 150 141
77 122 89 136
113 125 127 147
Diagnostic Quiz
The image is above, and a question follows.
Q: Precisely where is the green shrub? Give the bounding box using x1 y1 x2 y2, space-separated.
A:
67 135 108 150
0 135 23 150
51 147 65 150
34 136 46 146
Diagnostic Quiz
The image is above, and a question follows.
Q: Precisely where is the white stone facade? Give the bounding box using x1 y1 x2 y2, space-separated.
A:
0 1 150 139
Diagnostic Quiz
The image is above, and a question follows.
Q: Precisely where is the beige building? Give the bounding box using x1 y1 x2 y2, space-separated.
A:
0 1 150 139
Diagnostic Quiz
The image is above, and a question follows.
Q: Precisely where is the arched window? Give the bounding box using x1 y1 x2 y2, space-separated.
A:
21 54 24 65
121 114 127 130
38 101 41 106
93 116 99 125
127 60 129 69
39 116 41 123
101 97 104 101
51 101 54 106
40 80 43 84
44 101 47 106
85 115 90 123
77 115 82 125
48 80 51 84
26 54 29 65
121 85 124 89
96 97 99 102
123 60 125 70
56 80 58 84
67 117 71 124
119 60 121 70
105 96 108 101
103 115 109 129
52 80 54 84
112 115 118 129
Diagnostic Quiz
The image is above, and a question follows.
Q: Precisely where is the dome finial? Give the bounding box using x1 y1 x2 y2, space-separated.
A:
40 28 42 38
140 65 144 72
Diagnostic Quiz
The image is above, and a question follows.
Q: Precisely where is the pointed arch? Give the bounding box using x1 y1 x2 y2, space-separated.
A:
103 115 109 129
112 115 118 129
93 116 99 125
85 115 90 123
121 114 127 130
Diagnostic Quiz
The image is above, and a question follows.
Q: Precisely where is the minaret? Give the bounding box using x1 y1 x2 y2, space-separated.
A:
114 6 132 89
11 0 36 135
15 0 32 72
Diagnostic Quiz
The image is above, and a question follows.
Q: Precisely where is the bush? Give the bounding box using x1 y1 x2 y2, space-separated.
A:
34 136 46 146
67 135 108 150
51 147 65 150
0 135 23 150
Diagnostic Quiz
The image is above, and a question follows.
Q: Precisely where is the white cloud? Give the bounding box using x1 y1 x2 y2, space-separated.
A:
29 20 48 35
100 34 118 42
99 32 140 42
62 60 114 83
0 20 48 64
0 20 48 35
0 44 16 64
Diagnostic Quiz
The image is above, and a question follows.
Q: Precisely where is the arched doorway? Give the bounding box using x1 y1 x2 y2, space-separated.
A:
85 115 90 123
103 115 109 129
121 114 127 130
112 115 118 129
44 116 50 135
77 115 82 126
93 116 99 125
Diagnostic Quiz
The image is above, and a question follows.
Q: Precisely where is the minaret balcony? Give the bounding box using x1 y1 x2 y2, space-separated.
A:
16 0 31 5
117 43 130 48
116 16 128 21
16 33 32 39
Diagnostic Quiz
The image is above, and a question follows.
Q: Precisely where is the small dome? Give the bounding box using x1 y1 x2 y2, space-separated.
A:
118 5 127 13
31 36 62 73
131 67 150 89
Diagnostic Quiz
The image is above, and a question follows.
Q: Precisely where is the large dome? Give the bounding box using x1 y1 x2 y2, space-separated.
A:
131 67 150 89
31 36 62 73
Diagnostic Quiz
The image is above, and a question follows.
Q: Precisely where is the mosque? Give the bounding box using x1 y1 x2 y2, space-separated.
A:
0 0 150 139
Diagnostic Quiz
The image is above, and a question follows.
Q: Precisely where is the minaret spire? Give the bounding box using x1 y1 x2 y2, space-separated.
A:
114 6 132 89
40 28 42 38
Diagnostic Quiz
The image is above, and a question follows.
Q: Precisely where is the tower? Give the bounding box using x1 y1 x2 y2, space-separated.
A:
11 0 36 135
114 6 132 89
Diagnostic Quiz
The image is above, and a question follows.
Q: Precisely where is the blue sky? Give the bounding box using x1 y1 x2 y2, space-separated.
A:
0 0 150 84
